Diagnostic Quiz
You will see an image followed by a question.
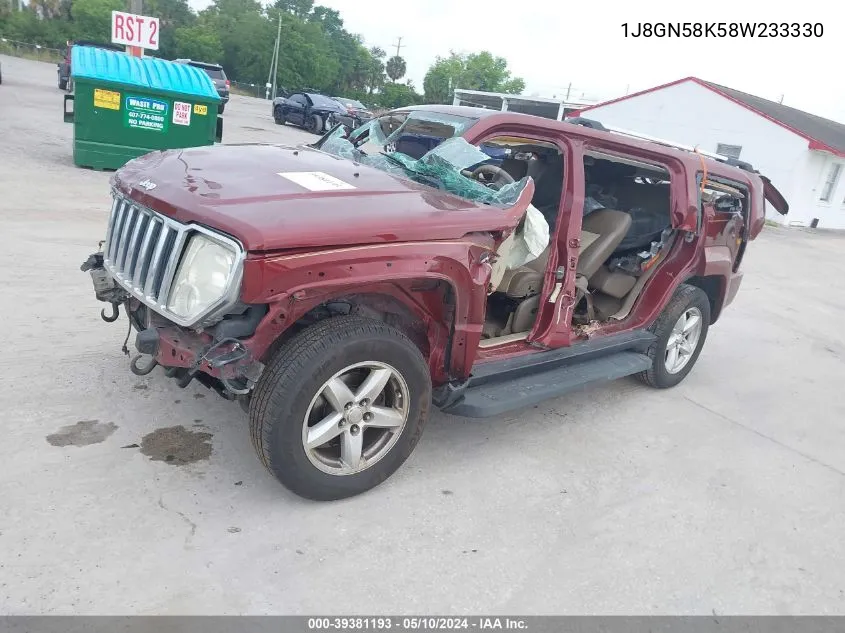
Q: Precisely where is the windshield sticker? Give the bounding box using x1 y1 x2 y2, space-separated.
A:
125 96 168 133
94 88 120 111
173 101 192 126
278 171 357 191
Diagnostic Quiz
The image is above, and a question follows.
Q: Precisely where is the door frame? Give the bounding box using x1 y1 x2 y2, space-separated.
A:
463 123 583 356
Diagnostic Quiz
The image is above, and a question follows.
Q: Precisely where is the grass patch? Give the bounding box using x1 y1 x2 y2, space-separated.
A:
0 41 63 64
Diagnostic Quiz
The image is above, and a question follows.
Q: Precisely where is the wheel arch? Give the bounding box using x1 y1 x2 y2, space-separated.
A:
242 242 495 383
253 279 467 385
683 275 726 324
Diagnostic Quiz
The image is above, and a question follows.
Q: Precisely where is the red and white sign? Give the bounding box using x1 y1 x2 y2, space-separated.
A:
173 101 192 126
111 11 159 50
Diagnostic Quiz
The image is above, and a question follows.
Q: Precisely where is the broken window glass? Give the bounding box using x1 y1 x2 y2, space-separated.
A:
317 117 528 208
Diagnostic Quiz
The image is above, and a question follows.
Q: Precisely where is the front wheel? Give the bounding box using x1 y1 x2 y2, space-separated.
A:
273 106 285 125
637 284 711 388
249 315 432 500
306 113 324 134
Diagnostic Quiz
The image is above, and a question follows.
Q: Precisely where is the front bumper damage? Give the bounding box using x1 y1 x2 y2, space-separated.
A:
82 252 264 399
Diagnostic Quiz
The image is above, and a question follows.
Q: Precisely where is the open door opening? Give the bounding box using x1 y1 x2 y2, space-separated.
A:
477 137 565 347
569 150 676 326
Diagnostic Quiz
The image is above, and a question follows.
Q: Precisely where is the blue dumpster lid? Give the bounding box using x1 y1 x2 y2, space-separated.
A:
71 47 220 101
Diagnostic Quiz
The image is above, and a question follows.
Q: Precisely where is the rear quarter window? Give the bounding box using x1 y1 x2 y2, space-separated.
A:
194 65 225 79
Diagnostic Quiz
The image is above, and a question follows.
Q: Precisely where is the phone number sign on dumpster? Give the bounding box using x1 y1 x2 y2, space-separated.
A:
125 96 169 132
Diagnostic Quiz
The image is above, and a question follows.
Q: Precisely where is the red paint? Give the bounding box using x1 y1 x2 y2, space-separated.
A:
572 77 845 159
114 110 782 387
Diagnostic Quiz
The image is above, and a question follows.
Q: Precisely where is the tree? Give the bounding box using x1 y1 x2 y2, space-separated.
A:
173 22 222 63
423 50 525 103
0 0 403 103
365 45 385 94
378 80 421 109
145 0 196 59
385 55 405 82
70 0 124 41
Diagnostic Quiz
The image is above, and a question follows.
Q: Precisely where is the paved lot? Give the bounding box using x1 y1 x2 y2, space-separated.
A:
2 54 845 615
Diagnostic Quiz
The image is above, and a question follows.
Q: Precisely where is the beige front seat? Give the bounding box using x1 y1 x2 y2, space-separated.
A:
496 209 632 298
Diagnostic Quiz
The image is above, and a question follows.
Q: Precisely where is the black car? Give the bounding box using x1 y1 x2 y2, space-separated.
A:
173 59 230 113
272 92 347 134
331 97 374 129
57 40 124 91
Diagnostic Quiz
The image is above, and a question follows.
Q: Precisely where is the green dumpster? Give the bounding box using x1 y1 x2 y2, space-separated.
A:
63 47 223 170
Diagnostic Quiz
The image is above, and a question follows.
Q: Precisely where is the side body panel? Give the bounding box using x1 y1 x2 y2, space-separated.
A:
239 238 496 384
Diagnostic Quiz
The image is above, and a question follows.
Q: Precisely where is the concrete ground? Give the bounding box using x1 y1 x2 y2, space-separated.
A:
2 54 845 616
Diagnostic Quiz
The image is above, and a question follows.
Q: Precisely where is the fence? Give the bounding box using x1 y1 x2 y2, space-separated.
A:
0 38 63 63
229 80 269 99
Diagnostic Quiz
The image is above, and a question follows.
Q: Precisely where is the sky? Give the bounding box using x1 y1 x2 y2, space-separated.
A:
188 0 845 123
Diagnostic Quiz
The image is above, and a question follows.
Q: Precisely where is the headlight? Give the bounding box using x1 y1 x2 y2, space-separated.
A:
166 234 238 323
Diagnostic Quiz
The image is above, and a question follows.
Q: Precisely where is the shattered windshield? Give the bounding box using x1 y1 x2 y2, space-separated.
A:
317 111 529 207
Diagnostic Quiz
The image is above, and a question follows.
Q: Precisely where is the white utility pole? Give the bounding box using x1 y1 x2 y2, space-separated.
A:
266 14 281 100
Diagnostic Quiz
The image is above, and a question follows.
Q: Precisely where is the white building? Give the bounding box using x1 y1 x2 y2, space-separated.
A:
570 77 845 229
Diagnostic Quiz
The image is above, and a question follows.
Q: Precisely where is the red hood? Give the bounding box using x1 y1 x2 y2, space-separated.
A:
112 144 532 252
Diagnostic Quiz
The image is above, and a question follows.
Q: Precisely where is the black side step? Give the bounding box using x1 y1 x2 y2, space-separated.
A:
443 351 651 418
470 329 655 386
435 329 656 418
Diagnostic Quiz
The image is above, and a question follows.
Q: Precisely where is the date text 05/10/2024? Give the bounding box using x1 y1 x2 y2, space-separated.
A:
621 22 823 38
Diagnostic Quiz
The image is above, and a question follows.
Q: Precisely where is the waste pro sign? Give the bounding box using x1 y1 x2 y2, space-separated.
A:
124 95 168 132
111 10 159 50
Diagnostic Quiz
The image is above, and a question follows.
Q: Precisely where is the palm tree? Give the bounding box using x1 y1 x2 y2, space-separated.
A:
386 56 406 82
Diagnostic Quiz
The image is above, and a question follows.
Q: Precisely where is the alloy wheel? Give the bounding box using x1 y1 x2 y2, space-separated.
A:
301 361 409 475
664 307 703 374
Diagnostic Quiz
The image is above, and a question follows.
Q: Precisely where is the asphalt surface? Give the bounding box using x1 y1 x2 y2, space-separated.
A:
2 54 845 615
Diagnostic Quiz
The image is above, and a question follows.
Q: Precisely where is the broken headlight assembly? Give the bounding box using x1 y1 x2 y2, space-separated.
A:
166 234 240 323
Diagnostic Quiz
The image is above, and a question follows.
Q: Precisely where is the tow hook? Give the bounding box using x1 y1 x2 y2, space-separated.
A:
101 302 121 323
130 353 158 376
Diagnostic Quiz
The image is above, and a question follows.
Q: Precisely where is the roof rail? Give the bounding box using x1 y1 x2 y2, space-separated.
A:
566 117 758 173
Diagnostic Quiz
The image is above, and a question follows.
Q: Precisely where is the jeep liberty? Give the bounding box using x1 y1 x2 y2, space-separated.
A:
82 105 789 500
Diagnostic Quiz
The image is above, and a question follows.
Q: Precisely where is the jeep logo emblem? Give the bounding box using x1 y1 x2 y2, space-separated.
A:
137 179 157 191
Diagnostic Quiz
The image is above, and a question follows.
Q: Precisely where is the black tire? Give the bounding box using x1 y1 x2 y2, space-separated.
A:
306 113 323 134
58 78 66 90
637 283 711 389
218 102 225 114
273 105 285 125
249 315 432 501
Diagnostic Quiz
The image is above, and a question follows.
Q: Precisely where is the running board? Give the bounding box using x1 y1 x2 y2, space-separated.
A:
442 351 652 418
469 329 655 387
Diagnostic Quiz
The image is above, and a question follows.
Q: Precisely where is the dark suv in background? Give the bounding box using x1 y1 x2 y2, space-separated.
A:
57 40 124 91
173 59 230 113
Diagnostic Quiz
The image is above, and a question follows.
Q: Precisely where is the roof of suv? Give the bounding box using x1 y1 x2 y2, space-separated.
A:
173 59 225 72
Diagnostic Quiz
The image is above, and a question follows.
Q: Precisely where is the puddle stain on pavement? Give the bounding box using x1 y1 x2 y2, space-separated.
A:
46 420 117 447
140 425 213 465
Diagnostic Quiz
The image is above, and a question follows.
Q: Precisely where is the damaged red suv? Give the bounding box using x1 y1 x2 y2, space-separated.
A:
83 105 789 500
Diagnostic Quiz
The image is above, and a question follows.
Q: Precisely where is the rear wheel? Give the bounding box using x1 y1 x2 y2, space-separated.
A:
218 102 225 114
249 315 431 500
58 78 66 90
273 106 285 125
638 284 710 388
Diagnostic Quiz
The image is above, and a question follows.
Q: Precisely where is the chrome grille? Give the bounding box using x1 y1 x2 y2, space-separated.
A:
103 195 187 309
101 192 245 327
